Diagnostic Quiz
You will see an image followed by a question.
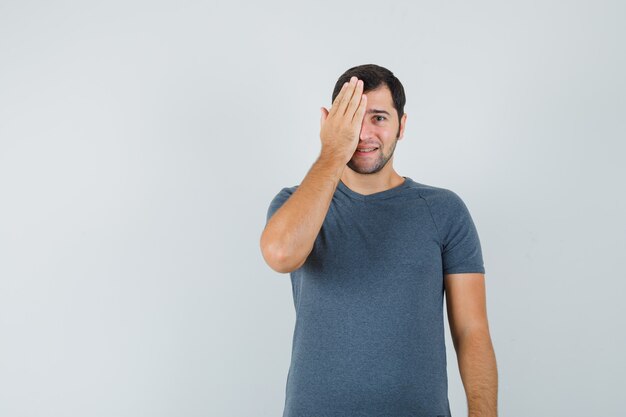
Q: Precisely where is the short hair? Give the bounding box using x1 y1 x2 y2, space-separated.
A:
331 64 406 124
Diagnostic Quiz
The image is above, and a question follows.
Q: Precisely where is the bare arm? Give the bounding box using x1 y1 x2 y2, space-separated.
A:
445 273 498 417
260 77 367 273
260 155 345 273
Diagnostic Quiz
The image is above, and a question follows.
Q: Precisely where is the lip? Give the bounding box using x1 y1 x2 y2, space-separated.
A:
354 147 379 156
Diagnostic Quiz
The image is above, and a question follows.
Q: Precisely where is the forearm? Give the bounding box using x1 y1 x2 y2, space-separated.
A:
455 328 498 417
261 153 345 272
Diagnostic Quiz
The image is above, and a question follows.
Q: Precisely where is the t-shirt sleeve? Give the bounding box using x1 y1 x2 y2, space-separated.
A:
266 186 296 225
439 191 486 275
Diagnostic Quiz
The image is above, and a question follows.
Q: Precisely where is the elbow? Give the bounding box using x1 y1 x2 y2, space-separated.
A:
260 232 304 274
452 325 492 351
261 247 303 274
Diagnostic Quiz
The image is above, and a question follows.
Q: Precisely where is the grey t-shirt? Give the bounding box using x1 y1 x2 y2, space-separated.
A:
265 176 485 417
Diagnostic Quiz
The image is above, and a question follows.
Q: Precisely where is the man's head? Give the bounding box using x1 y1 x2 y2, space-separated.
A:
332 64 407 175
332 64 406 132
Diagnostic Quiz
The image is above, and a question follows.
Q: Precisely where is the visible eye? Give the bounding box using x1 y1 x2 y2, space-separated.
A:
374 116 386 122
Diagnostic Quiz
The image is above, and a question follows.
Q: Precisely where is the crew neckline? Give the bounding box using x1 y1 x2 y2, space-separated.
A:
337 176 413 201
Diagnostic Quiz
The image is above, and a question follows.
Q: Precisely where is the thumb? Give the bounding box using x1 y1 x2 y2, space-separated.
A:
320 107 329 126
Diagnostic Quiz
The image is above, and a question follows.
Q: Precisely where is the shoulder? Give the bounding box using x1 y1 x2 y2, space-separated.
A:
405 179 478 238
279 184 299 194
271 184 299 201
265 184 300 222
405 179 466 210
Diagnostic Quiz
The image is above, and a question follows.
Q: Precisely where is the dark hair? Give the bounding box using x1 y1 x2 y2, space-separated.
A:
331 64 406 124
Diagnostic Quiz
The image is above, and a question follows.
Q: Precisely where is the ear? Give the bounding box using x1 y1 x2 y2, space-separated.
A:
397 113 407 140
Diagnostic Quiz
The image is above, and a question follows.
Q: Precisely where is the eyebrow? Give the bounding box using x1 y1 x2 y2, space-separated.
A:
366 109 391 116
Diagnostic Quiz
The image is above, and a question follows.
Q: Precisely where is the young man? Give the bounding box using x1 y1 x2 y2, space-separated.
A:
260 64 498 417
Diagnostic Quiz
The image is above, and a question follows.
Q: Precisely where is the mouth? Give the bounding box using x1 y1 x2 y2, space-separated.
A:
354 147 379 157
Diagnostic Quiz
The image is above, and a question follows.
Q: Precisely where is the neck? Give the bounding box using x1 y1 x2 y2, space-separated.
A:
340 166 405 196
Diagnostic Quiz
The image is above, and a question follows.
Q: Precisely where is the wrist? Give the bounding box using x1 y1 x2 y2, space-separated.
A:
317 150 348 167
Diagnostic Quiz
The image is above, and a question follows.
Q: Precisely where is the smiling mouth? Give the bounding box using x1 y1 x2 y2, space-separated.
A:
355 147 379 156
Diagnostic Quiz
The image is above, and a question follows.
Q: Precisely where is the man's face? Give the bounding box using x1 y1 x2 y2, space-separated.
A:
347 85 407 175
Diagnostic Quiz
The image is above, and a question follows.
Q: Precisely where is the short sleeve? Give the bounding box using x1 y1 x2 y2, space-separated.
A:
266 186 297 225
439 191 485 275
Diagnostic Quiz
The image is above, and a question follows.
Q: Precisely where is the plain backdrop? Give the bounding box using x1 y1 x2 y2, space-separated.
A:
1 1 625 416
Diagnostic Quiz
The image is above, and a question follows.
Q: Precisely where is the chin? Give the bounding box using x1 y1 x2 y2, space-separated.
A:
348 162 385 175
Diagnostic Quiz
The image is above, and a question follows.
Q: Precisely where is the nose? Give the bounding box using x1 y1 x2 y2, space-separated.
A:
359 118 374 141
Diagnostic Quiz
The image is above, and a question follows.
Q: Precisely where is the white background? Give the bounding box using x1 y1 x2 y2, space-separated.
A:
1 1 624 416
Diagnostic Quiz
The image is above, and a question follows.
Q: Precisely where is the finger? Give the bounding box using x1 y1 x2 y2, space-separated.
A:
336 76 359 116
328 82 349 117
351 93 367 124
345 79 364 118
